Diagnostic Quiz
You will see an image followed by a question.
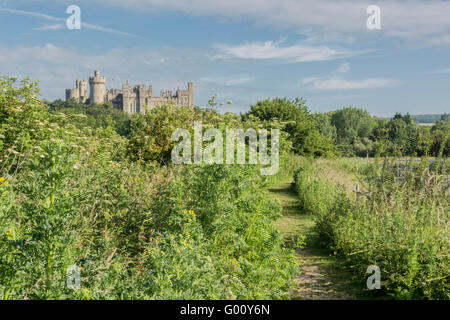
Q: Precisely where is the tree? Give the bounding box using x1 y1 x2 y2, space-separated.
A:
244 98 337 157
385 113 419 156
330 107 377 156
430 120 450 157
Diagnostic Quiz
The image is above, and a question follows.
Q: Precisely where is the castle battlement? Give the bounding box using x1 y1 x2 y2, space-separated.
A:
65 70 194 114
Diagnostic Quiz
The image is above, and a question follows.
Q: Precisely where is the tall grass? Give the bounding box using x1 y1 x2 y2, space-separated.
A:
293 158 449 299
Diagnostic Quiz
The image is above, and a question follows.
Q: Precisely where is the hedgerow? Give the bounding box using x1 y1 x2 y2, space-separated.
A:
293 159 449 299
0 76 297 299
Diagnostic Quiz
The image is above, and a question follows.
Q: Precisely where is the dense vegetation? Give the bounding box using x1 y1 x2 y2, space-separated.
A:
1 76 448 300
246 100 449 158
293 159 449 299
0 77 296 299
410 114 449 124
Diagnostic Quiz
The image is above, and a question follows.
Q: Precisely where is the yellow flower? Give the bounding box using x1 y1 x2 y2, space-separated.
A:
0 177 4 183
184 209 196 218
181 241 188 246
5 228 14 240
231 258 239 265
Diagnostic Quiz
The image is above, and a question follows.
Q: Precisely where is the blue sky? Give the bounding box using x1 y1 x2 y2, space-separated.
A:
0 0 449 116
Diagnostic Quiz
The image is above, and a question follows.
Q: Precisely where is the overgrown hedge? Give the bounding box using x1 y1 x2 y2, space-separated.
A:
293 159 449 299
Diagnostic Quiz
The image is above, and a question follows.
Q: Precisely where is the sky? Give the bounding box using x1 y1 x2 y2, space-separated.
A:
0 0 449 117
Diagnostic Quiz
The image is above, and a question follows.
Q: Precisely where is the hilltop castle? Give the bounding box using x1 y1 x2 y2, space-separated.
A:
65 70 194 114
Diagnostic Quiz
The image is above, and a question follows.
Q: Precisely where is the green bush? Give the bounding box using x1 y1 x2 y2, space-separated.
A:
1 76 298 300
293 158 449 299
293 162 336 217
143 164 298 299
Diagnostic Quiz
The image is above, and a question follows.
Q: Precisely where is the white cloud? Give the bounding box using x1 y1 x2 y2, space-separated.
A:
0 8 142 38
301 62 399 90
215 39 363 62
0 43 198 99
333 62 351 74
302 76 399 90
0 42 264 110
0 8 63 21
56 0 450 46
200 75 256 86
432 67 450 74
34 23 65 31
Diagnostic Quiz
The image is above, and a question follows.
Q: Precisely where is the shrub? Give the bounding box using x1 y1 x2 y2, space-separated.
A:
293 158 449 299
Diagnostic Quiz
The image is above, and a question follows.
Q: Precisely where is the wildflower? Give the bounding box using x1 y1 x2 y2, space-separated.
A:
5 228 14 240
231 258 239 265
0 177 4 183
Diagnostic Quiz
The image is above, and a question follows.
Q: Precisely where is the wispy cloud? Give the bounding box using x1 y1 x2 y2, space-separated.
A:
0 8 62 21
0 42 249 107
301 62 399 90
332 62 351 74
70 0 450 47
200 75 256 86
432 67 450 74
215 39 363 63
34 23 65 31
0 7 142 38
302 76 399 90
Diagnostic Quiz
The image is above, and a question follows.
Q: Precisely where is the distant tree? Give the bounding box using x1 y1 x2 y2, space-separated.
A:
244 98 337 157
414 126 432 157
410 114 442 124
312 112 337 141
46 100 132 136
385 113 419 156
430 120 450 157
330 107 377 156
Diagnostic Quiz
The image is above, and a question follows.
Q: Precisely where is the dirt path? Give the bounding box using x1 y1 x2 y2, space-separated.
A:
270 181 364 300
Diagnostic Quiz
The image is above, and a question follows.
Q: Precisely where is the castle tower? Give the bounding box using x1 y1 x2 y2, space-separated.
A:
137 84 147 113
122 80 133 114
79 79 87 103
188 82 194 106
66 79 80 102
65 88 79 101
89 70 106 104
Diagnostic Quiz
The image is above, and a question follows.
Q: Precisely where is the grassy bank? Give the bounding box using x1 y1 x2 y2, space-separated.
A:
292 157 449 299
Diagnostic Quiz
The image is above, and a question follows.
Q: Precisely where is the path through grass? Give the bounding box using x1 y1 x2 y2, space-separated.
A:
270 181 366 300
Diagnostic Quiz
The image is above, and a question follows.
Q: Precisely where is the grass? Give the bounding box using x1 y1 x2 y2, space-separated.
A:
269 180 372 300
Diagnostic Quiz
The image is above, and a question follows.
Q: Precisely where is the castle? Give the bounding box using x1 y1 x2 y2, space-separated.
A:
65 70 194 114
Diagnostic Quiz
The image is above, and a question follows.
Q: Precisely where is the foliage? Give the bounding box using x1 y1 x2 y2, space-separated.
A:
293 158 449 299
1 75 448 300
0 76 297 299
47 99 132 136
330 107 377 157
244 98 338 157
